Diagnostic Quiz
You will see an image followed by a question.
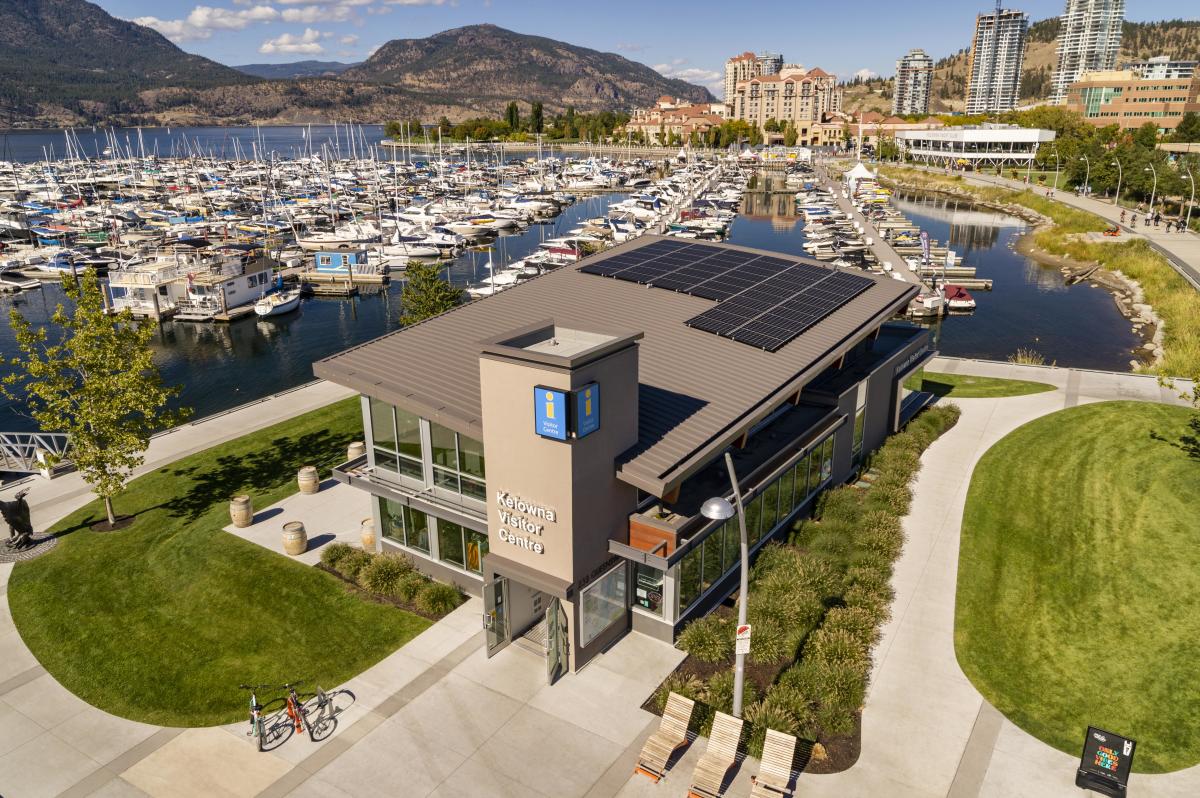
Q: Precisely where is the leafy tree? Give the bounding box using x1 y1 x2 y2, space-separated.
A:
530 101 544 134
505 101 520 131
1172 112 1200 143
2 269 189 525
764 118 780 133
438 116 452 136
783 122 798 147
1133 122 1159 149
384 120 402 139
399 261 462 326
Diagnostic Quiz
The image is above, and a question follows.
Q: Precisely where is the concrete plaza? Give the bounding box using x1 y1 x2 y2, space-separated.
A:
1 364 1199 796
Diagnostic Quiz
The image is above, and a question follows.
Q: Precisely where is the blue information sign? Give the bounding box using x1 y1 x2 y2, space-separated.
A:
534 387 568 441
575 383 600 438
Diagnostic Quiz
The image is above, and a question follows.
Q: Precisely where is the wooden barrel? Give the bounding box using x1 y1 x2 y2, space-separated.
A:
297 466 319 495
282 521 307 555
360 517 376 551
347 441 366 460
229 495 253 528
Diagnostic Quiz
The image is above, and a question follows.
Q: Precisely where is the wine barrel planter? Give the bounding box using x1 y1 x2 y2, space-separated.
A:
229 495 253 528
360 517 376 551
347 441 366 461
282 521 308 555
297 466 320 495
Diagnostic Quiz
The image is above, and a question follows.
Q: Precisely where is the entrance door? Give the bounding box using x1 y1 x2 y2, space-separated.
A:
546 598 569 685
483 577 511 658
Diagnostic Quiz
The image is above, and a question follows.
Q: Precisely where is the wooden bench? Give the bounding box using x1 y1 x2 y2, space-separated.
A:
688 711 744 798
750 729 797 797
634 692 695 782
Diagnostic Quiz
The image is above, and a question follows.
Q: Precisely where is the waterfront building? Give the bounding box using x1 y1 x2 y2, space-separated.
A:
723 51 784 102
1122 56 1197 81
314 236 931 675
1063 70 1200 134
965 6 1029 114
895 123 1056 167
731 66 843 144
893 48 935 116
1049 0 1125 105
625 97 727 144
849 112 945 150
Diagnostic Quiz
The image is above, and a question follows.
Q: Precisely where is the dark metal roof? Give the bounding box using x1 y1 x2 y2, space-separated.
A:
313 235 917 498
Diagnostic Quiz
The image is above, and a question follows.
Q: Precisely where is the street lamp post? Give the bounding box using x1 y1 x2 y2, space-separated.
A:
1183 163 1195 233
1145 164 1158 216
701 451 751 718
1079 155 1090 195
1051 145 1060 194
1111 158 1123 209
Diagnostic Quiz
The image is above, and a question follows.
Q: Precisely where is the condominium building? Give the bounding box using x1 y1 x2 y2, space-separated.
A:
965 6 1029 114
1123 56 1197 81
625 96 727 144
731 66 843 144
1063 70 1200 134
723 51 783 102
1049 0 1125 104
893 48 935 116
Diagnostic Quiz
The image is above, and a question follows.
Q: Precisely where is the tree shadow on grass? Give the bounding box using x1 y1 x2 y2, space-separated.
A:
165 429 344 522
1150 414 1200 462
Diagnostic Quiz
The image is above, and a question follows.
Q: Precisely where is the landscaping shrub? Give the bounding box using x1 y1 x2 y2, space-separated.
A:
395 571 428 603
415 581 463 615
320 542 355 568
744 695 801 758
821 606 884 650
654 673 705 712
815 487 863 524
677 614 734 663
335 550 373 581
703 670 759 716
357 553 414 597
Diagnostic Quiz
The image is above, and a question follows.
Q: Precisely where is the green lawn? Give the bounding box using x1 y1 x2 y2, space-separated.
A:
956 401 1200 772
904 371 1055 399
9 398 430 727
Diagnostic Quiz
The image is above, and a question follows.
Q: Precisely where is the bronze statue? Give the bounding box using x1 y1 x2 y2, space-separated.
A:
0 489 34 551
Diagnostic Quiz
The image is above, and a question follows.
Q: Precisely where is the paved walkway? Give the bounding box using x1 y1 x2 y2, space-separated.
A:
914 166 1200 290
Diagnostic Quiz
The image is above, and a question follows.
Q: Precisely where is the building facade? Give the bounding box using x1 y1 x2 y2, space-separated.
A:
731 66 843 144
893 48 935 116
723 51 783 102
625 96 727 144
1063 70 1200 134
315 236 932 681
1049 0 1125 105
1123 56 1197 81
895 123 1056 167
965 6 1029 114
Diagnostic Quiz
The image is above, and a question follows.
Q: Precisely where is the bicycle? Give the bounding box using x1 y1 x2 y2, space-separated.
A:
239 683 272 752
283 681 310 738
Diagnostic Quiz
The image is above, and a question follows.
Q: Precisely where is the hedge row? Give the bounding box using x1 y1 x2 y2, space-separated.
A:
320 544 464 617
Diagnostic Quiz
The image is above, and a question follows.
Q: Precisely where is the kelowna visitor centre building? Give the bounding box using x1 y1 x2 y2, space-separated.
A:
315 236 932 679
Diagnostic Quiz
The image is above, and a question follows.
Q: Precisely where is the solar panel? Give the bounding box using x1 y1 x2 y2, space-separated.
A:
580 239 877 352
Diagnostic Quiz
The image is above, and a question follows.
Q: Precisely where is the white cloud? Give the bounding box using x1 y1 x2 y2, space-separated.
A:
653 59 724 95
281 4 353 22
340 33 359 45
259 27 327 54
133 4 282 43
853 68 879 81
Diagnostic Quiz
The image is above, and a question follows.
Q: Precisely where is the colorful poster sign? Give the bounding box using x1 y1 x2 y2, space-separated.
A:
575 383 600 438
534 387 568 441
1076 726 1135 796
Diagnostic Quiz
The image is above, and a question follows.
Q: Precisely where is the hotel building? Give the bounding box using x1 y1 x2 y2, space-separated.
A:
965 6 1029 114
731 66 843 145
724 51 784 103
1049 0 1125 105
1063 70 1200 134
315 237 932 679
893 48 935 117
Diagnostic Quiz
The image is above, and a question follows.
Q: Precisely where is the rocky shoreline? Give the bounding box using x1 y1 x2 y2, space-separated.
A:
879 177 1162 370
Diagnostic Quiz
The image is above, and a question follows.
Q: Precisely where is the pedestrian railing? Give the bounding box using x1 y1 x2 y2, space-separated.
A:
0 432 70 475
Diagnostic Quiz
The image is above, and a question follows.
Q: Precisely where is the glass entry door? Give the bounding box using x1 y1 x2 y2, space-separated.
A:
546 598 569 684
483 577 511 657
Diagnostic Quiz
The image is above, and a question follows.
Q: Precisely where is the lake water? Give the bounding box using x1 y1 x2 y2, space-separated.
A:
0 182 1143 437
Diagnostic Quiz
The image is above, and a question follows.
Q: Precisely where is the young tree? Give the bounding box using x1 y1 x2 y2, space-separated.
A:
505 101 520 131
399 261 462 326
783 122 798 147
383 120 402 139
530 101 544 134
2 269 189 525
1172 112 1200 143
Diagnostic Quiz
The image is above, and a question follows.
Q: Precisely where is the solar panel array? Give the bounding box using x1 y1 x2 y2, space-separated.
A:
579 239 873 352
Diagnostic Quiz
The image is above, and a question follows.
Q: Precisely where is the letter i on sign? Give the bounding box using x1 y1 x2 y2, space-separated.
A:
545 391 555 420
584 388 592 417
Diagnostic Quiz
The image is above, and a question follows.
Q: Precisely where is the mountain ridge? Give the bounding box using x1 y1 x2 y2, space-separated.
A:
234 61 359 80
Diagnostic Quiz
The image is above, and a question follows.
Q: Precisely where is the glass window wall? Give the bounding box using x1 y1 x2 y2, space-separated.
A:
438 519 466 568
580 563 627 647
634 562 665 616
376 497 430 554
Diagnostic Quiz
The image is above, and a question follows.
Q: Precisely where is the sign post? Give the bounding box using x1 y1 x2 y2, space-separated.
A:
1076 726 1136 796
735 624 752 656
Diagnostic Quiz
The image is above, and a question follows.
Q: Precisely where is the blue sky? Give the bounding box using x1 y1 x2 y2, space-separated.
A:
98 0 1191 94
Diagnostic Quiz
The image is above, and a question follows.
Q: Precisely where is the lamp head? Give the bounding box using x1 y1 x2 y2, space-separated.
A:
700 497 736 521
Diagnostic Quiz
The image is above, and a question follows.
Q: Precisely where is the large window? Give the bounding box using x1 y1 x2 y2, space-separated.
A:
366 401 484 499
438 519 466 568
852 381 869 464
369 399 422 480
634 562 664 616
378 497 429 554
580 563 627 647
430 421 487 502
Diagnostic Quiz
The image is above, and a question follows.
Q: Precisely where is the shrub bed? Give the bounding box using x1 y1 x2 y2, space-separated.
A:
651 403 961 771
319 544 466 620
